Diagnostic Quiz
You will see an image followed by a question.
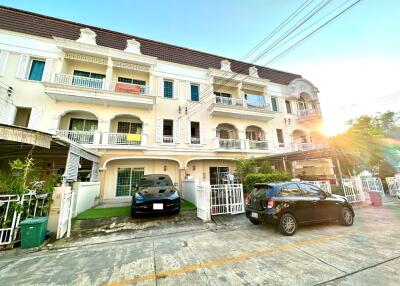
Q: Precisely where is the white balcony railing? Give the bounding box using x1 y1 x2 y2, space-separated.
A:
217 138 242 149
214 95 270 110
53 74 104 89
56 130 98 144
215 96 244 106
163 136 174 144
191 137 201 144
248 140 269 150
292 142 329 152
109 81 149 96
298 108 319 118
107 133 143 145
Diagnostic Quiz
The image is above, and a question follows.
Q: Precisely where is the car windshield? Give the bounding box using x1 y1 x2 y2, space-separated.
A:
139 176 173 187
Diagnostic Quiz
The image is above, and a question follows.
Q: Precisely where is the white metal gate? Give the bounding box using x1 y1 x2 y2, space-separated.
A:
57 187 74 239
195 184 211 221
195 183 244 221
386 177 400 196
341 178 365 203
304 180 332 193
0 192 49 247
359 176 384 196
210 184 244 215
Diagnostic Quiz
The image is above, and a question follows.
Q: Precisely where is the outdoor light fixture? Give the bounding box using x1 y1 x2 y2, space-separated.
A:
164 165 167 171
192 165 196 171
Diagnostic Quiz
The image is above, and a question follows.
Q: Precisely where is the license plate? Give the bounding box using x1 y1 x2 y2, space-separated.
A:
251 212 258 218
153 203 163 210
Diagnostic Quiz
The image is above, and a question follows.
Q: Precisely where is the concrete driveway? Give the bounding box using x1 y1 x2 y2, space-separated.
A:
1 198 400 286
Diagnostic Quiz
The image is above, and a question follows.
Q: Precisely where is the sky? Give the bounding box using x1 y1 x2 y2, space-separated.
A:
1 0 400 135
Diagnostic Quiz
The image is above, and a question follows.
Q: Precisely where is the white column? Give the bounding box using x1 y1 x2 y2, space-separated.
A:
104 57 113 90
148 68 154 96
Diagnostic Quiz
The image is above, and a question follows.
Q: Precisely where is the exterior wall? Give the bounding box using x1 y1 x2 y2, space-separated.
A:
0 28 330 200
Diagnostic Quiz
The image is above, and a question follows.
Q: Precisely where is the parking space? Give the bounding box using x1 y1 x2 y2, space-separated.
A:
1 198 400 285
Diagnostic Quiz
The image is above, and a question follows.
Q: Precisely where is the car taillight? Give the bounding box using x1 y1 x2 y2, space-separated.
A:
245 196 251 205
267 198 275 209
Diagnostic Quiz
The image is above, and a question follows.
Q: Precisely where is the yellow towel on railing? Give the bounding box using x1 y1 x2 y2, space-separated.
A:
126 134 141 142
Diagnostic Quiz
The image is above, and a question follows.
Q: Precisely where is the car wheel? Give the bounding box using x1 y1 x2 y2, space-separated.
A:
339 207 353 226
249 218 261 225
279 213 297 236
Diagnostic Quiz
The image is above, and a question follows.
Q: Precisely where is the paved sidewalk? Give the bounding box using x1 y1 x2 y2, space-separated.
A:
1 198 399 285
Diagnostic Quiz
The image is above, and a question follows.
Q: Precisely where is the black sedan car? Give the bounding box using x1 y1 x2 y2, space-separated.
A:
245 181 354 235
131 174 180 217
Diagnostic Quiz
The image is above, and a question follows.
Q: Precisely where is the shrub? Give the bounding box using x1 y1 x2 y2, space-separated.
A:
235 158 257 182
243 172 291 193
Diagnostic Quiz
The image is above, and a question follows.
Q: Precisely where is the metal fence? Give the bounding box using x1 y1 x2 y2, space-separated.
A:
341 178 365 203
304 180 332 193
386 177 400 196
0 192 49 247
210 184 244 215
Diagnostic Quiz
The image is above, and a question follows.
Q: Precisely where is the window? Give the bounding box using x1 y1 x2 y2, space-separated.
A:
285 100 292 114
299 183 321 197
164 80 173 98
118 77 146 86
276 129 284 147
191 121 200 144
116 167 144 197
163 119 173 143
245 94 265 108
117 122 142 134
28 59 45 81
13 107 31 127
279 183 302 197
271 97 278 112
214 92 231 98
69 118 98 131
190 84 199 102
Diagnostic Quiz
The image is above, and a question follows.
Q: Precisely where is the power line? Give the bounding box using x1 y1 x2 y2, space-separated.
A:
186 0 362 119
182 0 333 118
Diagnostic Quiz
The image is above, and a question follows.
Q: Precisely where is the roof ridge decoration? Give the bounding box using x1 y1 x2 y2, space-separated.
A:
220 60 231 72
76 28 97 45
124 39 141 55
249 66 259 78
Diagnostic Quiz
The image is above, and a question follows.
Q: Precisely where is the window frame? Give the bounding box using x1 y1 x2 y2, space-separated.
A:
278 183 303 197
27 58 46 81
271 97 278 112
163 79 174 99
190 83 200 102
285 100 292 114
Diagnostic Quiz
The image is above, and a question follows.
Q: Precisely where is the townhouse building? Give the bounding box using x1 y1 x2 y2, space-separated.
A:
0 7 332 201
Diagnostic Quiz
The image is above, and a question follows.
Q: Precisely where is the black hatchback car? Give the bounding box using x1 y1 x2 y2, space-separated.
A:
131 174 180 217
245 181 354 235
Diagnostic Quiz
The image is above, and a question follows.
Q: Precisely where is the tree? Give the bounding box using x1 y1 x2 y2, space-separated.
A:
235 158 257 182
331 111 399 177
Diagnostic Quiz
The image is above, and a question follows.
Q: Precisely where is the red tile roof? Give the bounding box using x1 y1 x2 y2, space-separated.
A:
0 6 301 85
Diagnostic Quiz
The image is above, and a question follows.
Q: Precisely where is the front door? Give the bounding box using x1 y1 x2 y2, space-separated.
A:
209 167 229 185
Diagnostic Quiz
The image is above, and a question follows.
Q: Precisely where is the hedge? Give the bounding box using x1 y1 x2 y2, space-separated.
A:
243 172 292 193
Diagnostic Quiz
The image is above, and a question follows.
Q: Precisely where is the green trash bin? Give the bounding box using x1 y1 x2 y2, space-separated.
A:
20 217 48 249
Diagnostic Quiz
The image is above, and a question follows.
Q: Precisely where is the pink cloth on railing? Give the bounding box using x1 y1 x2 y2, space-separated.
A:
115 83 141 94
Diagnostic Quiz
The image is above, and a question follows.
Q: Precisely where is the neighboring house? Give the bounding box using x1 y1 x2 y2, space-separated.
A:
0 6 331 202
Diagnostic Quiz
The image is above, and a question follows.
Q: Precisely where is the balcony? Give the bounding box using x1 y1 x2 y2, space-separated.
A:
248 140 269 150
215 138 243 150
209 96 274 121
103 132 147 148
297 109 321 121
44 73 154 109
163 136 174 144
56 130 100 145
291 143 329 152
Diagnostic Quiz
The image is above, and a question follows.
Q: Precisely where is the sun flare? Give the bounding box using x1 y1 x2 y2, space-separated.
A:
320 121 348 137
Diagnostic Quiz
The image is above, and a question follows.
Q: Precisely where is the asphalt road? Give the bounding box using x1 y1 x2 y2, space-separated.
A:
1 198 399 286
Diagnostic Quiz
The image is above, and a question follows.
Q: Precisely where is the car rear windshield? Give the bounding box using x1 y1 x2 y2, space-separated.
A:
250 185 275 197
139 176 173 187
